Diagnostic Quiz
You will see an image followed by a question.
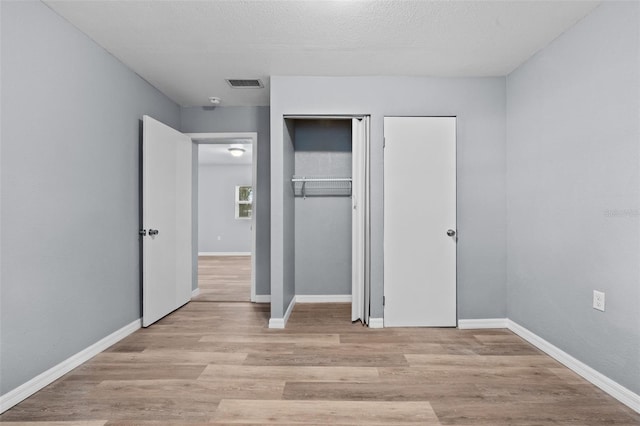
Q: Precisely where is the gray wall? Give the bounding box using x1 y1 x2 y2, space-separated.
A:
191 146 199 291
0 1 180 395
506 1 640 394
271 76 507 320
282 120 296 314
270 120 297 317
198 164 252 253
294 120 352 296
181 106 270 296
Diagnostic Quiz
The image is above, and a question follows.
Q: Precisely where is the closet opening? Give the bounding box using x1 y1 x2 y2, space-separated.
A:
283 116 370 325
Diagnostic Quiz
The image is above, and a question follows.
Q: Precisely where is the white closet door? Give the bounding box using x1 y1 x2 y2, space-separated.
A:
352 117 370 323
142 115 193 327
383 117 456 327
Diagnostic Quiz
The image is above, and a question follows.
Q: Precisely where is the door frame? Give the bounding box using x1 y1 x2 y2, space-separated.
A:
187 132 258 302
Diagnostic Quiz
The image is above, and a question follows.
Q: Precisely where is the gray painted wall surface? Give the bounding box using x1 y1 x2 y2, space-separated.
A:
0 1 180 395
506 2 640 394
191 147 198 291
198 164 252 253
271 76 507 320
181 106 270 296
294 120 352 295
283 121 296 314
273 120 297 317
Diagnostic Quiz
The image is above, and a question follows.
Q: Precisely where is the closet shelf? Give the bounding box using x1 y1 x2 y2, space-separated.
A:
292 176 352 198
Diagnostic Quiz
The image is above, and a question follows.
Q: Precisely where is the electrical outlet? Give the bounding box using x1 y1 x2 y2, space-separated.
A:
593 290 605 312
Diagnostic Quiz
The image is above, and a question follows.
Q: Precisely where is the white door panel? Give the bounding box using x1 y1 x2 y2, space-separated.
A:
352 117 370 323
142 115 192 327
384 117 456 327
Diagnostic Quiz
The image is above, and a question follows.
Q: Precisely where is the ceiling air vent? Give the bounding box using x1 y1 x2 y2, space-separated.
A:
226 79 264 89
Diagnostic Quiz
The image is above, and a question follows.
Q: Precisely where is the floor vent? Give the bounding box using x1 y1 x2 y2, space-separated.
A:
226 79 264 88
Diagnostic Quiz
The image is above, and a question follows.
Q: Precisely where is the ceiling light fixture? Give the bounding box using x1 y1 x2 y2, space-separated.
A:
228 147 245 157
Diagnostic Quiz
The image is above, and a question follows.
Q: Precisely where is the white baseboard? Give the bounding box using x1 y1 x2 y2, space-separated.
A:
191 288 200 298
198 252 250 256
458 318 508 329
284 297 296 324
368 318 384 329
268 318 284 328
0 319 141 414
269 296 296 329
507 319 640 414
254 294 271 303
458 317 640 413
295 294 352 303
268 295 351 327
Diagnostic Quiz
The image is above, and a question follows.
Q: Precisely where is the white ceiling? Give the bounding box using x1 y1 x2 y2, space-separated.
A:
44 0 600 107
199 143 253 166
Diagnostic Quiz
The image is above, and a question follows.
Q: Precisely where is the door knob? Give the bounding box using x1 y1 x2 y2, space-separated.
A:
149 229 159 236
447 229 456 237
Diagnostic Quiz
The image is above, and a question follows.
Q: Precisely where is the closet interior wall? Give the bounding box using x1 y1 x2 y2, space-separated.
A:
291 119 353 297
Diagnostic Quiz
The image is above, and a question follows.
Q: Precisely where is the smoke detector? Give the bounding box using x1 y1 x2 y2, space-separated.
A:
208 96 221 105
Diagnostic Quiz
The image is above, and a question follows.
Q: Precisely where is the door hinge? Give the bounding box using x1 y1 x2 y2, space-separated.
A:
383 137 386 148
383 296 386 306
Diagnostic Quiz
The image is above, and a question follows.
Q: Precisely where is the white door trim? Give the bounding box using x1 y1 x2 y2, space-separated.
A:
187 132 258 303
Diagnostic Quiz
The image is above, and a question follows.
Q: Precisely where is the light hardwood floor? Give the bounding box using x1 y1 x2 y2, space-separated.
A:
194 255 251 302
2 267 639 424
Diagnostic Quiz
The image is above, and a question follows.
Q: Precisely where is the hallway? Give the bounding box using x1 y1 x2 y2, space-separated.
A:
193 255 251 302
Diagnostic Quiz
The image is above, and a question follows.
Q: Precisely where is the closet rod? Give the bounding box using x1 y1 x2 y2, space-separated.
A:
291 176 352 198
292 177 352 182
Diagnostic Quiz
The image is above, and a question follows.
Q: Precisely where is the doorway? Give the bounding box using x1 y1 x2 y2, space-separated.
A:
188 132 258 303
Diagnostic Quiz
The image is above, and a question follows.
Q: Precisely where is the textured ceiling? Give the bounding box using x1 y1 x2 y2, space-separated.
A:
44 0 600 107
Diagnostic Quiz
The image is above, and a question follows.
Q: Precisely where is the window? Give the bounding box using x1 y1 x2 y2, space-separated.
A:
235 185 252 219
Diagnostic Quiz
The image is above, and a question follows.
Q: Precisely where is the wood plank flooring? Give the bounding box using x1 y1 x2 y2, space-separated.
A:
194 255 250 302
2 266 639 424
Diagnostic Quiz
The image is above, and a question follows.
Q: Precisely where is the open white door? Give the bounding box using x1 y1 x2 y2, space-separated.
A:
384 117 456 327
352 117 370 324
142 115 193 327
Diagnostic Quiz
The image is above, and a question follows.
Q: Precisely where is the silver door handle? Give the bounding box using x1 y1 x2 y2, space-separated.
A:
149 229 159 236
447 229 456 237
